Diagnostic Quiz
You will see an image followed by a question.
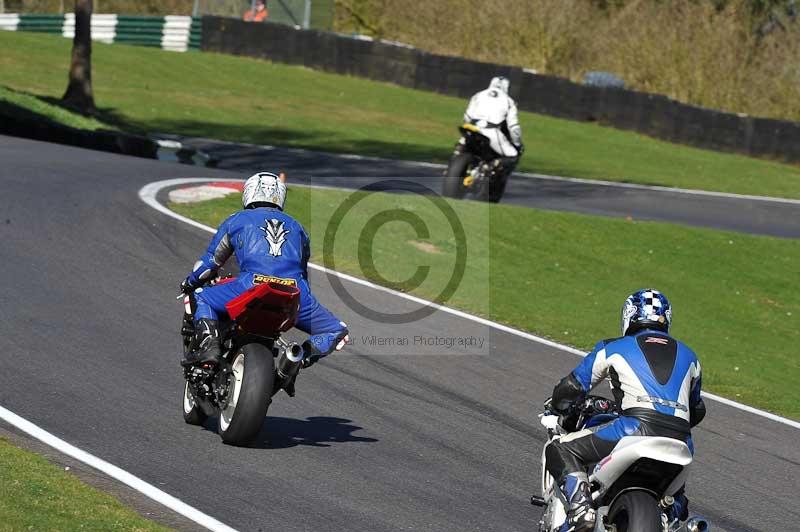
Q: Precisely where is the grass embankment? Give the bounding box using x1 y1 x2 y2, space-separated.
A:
2 31 800 199
0 437 169 530
0 85 112 131
171 188 800 419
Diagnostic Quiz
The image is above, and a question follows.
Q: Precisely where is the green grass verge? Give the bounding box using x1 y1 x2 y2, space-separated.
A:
0 85 112 131
171 188 799 419
2 31 800 199
0 437 170 531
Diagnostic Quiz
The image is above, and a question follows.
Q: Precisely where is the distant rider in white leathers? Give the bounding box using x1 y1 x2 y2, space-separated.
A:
461 76 523 178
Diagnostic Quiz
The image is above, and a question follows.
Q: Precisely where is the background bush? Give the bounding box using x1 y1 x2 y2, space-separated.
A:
334 0 800 121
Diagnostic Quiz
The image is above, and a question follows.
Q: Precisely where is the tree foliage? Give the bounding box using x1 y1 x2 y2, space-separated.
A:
334 0 800 120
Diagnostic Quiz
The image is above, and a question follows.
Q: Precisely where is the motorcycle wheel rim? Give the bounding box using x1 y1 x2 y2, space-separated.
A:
183 381 196 414
219 352 245 432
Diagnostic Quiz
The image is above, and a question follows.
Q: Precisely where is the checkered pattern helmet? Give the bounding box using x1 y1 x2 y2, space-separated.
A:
242 172 286 210
621 288 672 336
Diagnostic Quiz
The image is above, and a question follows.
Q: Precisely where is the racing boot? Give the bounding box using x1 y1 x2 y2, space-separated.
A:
558 472 595 532
665 489 690 528
182 318 221 367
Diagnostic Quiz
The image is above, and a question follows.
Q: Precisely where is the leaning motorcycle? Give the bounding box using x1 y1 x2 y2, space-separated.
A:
180 276 305 446
532 396 710 532
441 123 512 203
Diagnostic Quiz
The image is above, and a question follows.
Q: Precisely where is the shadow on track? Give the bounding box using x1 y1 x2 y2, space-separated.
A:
198 415 379 449
251 416 379 449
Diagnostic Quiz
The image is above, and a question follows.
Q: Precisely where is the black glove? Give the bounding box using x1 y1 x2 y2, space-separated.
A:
516 142 525 156
690 398 706 427
558 410 580 433
180 276 200 294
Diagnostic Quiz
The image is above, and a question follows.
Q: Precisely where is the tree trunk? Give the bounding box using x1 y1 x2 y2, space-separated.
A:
62 0 95 115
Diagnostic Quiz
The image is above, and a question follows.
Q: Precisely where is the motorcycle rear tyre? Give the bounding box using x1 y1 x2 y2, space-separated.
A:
442 153 472 199
218 343 274 446
607 491 662 532
487 173 508 203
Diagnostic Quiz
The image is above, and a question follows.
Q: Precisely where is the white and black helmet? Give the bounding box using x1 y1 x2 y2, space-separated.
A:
489 76 510 94
242 172 287 210
621 288 672 336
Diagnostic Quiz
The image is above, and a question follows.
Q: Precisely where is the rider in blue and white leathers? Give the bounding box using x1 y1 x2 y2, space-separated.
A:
181 172 348 369
546 289 705 532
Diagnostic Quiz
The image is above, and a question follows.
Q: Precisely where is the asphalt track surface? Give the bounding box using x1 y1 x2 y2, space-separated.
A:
1 134 799 532
177 136 800 239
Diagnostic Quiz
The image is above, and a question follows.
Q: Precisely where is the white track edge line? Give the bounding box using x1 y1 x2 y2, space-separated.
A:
182 137 800 206
0 405 238 532
141 177 800 430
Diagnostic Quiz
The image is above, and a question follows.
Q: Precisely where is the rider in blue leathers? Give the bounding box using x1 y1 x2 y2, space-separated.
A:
180 172 348 371
546 289 705 532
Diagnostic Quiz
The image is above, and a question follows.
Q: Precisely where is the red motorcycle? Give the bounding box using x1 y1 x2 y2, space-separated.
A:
180 276 304 446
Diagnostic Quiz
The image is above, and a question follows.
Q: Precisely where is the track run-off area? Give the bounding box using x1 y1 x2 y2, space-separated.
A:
0 135 798 531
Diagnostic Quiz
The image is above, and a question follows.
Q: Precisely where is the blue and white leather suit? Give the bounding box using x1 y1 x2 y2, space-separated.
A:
546 328 705 519
187 207 347 356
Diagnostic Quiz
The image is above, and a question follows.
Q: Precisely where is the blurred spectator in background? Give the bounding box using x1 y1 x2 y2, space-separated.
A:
243 0 269 22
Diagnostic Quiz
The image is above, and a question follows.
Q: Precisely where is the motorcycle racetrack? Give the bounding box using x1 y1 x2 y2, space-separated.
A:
177 136 800 239
1 135 798 532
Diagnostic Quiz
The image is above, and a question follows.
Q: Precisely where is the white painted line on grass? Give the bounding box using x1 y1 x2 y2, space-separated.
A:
179 137 800 206
140 178 800 431
0 404 239 532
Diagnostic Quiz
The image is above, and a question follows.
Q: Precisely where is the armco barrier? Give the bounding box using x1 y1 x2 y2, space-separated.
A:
201 16 800 163
1 13 201 53
0 14 20 31
64 13 117 44
16 13 63 33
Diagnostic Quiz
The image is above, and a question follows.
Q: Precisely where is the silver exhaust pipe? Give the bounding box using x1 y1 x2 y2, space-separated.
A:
682 516 710 532
276 342 303 381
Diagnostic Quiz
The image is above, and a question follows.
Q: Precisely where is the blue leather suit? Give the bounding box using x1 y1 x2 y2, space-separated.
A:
187 206 347 356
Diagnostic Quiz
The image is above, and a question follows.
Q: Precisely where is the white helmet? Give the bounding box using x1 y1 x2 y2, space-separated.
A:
242 172 287 210
489 76 510 94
